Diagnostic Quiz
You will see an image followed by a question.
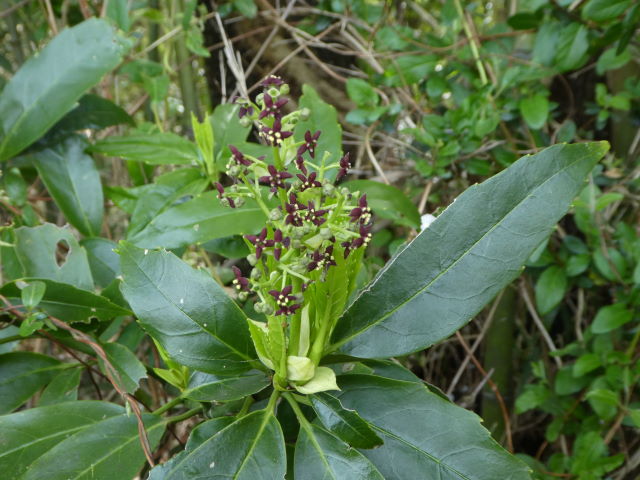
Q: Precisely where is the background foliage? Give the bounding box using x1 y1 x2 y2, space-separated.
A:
0 1 638 479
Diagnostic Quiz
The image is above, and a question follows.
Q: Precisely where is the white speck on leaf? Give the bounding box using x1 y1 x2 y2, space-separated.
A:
209 461 215 469
193 224 200 231
144 249 149 255
180 298 184 305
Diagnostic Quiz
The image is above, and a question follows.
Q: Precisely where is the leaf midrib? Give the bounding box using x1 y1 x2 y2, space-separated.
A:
331 148 588 351
127 250 253 363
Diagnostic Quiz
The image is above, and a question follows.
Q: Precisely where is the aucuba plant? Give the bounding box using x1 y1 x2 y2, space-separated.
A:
212 76 369 394
0 65 609 480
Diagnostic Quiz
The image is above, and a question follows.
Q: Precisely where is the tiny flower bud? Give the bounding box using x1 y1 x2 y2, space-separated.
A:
256 93 264 104
239 116 252 128
322 183 335 196
340 187 351 196
268 87 280 97
302 224 313 234
269 208 283 221
280 84 290 95
247 253 258 266
292 239 302 248
238 291 249 301
300 107 311 120
221 197 230 207
234 197 245 208
228 165 241 177
250 268 262 280
229 184 239 193
254 302 264 313
262 303 274 315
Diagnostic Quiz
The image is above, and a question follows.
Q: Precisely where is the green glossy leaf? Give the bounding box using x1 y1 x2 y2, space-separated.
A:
81 237 120 288
336 375 531 479
310 392 383 449
0 19 125 161
596 48 631 75
211 103 251 167
582 0 630 22
294 85 342 174
33 136 103 236
49 94 133 137
572 353 602 377
149 409 285 479
39 367 82 405
128 192 267 249
19 409 164 480
343 180 420 228
555 24 589 71
20 280 46 309
586 388 619 420
90 132 199 165
535 265 567 315
107 0 131 31
295 424 384 480
331 142 608 358
0 352 62 413
346 78 379 107
0 401 123 478
11 224 93 290
98 342 147 394
592 303 633 333
0 278 131 322
519 94 549 130
127 168 208 237
182 370 270 402
554 366 588 395
119 242 257 374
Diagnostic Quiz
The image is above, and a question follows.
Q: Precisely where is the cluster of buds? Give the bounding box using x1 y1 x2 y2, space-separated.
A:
215 77 374 393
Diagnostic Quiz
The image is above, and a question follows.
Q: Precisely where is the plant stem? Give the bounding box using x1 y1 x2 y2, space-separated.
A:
238 395 255 417
0 334 24 345
166 406 203 424
153 396 183 416
282 392 310 428
453 0 488 86
266 389 281 414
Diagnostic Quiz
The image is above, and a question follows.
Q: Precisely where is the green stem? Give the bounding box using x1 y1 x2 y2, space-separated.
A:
238 395 255 417
453 0 488 86
266 389 281 414
153 396 184 416
308 297 332 365
0 334 24 345
283 392 311 429
166 406 203 424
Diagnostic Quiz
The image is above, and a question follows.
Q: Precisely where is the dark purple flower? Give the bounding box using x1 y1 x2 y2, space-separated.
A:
295 155 307 174
342 224 373 258
215 182 236 208
245 228 272 259
336 152 351 181
231 266 250 292
284 193 306 226
272 229 291 260
260 118 293 146
259 164 293 193
261 75 285 87
349 194 372 224
297 130 321 158
304 201 328 226
229 145 252 166
296 172 321 191
269 285 301 316
308 245 337 271
239 105 254 118
259 94 288 120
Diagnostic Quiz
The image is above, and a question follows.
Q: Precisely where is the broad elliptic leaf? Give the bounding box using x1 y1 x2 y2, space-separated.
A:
0 278 131 322
294 85 343 176
0 19 125 161
330 142 608 358
582 0 630 22
39 367 82 405
336 375 532 480
0 352 62 413
98 342 147 394
33 136 104 236
295 424 384 480
11 223 94 290
19 410 165 480
0 401 123 478
119 242 257 374
519 94 549 130
90 132 199 165
342 180 420 228
149 409 285 479
128 192 267 249
182 370 270 402
535 265 568 315
310 392 383 449
592 303 633 333
555 24 589 72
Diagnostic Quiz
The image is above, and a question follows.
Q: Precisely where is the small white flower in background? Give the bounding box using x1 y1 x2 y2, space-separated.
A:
420 214 436 232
